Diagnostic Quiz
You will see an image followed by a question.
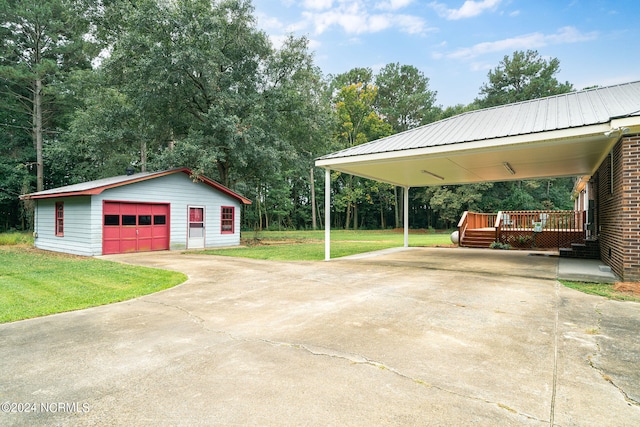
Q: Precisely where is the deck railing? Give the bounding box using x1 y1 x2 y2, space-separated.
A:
459 211 497 229
457 211 469 239
498 210 585 231
459 210 586 249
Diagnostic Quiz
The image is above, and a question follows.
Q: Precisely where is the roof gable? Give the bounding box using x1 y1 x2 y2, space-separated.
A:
20 168 252 204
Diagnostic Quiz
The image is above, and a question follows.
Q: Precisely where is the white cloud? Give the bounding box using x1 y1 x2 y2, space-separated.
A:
547 26 597 44
430 0 501 20
470 61 493 72
447 26 598 59
375 0 414 11
256 13 286 32
396 14 431 34
308 37 323 50
269 34 290 51
303 0 334 10
299 1 429 35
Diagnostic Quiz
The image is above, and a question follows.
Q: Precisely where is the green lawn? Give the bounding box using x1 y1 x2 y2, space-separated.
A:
0 246 187 323
200 229 454 261
560 280 640 303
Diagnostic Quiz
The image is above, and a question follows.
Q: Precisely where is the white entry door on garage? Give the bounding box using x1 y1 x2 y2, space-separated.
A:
187 206 205 249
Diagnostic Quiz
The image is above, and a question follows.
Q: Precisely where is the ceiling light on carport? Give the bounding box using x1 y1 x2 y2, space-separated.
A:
503 162 516 175
421 170 444 181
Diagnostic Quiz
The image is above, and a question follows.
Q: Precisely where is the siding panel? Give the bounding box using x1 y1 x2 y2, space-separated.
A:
34 196 94 256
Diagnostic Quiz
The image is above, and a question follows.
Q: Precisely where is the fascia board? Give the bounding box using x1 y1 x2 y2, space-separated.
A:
316 123 612 169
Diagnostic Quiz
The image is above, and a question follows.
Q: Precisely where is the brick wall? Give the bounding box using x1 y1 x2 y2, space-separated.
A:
596 134 640 281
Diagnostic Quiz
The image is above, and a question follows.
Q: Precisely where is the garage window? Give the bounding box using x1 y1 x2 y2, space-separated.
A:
154 215 166 225
122 215 137 226
55 202 64 236
221 206 234 234
139 215 152 226
104 215 120 226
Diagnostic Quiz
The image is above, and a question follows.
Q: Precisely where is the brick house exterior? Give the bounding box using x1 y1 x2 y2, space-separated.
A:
595 134 640 281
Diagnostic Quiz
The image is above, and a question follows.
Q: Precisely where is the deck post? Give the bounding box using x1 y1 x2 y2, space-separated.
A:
324 168 331 261
404 186 410 248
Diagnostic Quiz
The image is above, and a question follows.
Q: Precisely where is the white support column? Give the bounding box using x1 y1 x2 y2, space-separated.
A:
404 186 410 248
324 168 331 260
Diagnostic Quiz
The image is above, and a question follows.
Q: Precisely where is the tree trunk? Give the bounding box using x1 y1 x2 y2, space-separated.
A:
353 204 358 230
310 167 316 230
34 77 44 191
345 202 351 230
140 141 147 172
257 188 262 231
394 186 400 228
316 194 323 226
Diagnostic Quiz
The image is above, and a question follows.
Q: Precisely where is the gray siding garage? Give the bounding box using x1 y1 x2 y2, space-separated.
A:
21 168 251 256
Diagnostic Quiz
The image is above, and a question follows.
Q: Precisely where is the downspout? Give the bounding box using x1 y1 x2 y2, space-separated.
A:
404 186 410 248
324 168 331 261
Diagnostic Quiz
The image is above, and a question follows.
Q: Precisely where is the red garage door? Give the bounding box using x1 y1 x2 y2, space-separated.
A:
103 202 170 255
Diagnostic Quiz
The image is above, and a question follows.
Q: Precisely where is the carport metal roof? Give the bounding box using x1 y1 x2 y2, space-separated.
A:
316 81 640 260
316 81 640 187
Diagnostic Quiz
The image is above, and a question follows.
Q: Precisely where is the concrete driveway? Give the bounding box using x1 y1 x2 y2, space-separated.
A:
1 247 639 426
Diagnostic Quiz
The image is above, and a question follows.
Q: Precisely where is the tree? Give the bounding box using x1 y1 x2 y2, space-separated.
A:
327 67 373 98
0 96 33 230
47 81 147 184
331 81 393 229
375 63 438 133
58 1 332 231
248 34 332 230
374 63 439 228
0 0 94 191
418 183 493 228
476 50 573 108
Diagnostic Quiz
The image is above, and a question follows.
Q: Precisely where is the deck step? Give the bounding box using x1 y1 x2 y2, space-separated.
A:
461 228 496 248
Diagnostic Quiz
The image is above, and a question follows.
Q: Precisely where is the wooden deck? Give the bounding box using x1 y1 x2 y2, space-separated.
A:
458 210 586 249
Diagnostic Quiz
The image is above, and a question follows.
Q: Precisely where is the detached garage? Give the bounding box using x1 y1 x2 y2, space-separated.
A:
20 168 251 256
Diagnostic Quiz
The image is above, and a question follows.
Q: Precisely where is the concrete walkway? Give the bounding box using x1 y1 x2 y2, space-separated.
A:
1 248 638 426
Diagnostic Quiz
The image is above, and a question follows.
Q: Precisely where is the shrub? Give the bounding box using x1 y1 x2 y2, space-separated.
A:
490 241 512 250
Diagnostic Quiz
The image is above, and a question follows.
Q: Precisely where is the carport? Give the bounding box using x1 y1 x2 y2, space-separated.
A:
315 82 640 280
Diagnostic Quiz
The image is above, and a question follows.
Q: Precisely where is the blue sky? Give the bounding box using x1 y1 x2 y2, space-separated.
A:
251 0 640 106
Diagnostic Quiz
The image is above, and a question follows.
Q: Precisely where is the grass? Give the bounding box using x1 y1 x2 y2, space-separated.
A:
199 229 454 261
0 246 187 323
0 231 33 246
560 280 640 303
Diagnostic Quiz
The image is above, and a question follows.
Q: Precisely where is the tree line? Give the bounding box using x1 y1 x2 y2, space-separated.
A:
1 0 577 232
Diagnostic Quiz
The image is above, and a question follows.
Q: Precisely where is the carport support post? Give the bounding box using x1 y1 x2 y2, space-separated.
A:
324 168 331 260
404 186 410 248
